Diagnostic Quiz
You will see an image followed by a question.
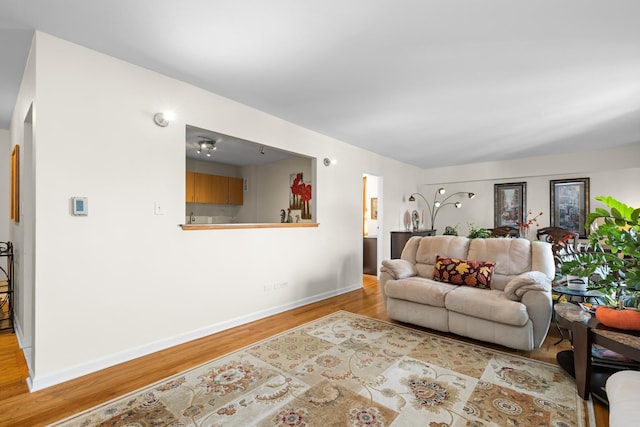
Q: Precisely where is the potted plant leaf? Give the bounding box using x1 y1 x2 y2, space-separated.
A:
467 223 491 239
557 196 640 329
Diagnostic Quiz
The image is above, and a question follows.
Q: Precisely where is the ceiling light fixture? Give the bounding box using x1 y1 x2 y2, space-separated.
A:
196 137 217 157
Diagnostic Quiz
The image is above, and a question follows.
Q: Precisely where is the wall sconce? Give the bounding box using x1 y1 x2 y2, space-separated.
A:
153 111 174 127
323 158 336 167
409 187 475 232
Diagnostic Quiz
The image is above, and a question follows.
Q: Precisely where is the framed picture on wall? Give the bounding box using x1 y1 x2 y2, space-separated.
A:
494 182 526 227
371 197 378 220
10 145 19 222
550 178 590 238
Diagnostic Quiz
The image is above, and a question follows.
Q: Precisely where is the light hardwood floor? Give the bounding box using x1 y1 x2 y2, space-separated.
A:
0 275 608 426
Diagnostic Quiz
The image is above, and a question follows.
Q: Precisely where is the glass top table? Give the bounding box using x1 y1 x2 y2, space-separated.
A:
552 286 605 345
552 285 604 299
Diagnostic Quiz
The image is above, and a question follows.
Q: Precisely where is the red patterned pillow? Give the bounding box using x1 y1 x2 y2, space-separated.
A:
433 255 495 289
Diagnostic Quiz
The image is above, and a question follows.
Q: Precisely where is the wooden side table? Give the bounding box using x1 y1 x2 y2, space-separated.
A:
552 289 601 344
556 303 640 400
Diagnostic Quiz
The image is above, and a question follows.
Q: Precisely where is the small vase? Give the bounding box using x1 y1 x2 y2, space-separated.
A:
567 276 588 291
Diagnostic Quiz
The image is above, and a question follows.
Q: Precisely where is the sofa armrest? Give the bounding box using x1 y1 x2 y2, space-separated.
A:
379 259 418 306
380 259 417 280
504 271 553 348
521 287 553 348
504 271 551 301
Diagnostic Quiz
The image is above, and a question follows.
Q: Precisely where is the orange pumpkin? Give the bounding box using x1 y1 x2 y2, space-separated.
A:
595 306 640 331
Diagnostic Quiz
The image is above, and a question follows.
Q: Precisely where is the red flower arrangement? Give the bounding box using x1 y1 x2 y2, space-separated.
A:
290 173 312 219
516 210 543 233
290 173 312 202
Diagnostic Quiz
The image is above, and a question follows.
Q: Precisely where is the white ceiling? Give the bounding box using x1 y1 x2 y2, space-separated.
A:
186 125 299 166
1 1 639 168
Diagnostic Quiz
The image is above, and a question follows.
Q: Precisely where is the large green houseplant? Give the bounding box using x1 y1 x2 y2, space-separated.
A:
558 196 640 308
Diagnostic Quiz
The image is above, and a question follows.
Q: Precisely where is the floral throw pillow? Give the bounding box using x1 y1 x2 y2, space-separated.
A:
433 255 496 289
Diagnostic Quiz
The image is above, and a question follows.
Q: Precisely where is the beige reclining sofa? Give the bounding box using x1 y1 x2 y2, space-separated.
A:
380 235 555 351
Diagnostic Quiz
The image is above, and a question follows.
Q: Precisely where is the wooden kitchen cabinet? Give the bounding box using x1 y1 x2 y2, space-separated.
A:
210 174 228 204
186 172 243 205
186 171 196 202
194 172 215 203
228 177 244 205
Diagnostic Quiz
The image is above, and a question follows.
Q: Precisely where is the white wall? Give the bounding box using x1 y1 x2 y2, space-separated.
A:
19 31 638 391
12 32 423 389
0 129 9 242
415 145 640 238
186 158 240 176
245 156 313 223
10 34 36 378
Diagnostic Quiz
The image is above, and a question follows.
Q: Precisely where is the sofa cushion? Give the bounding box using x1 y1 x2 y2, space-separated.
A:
415 236 471 266
384 277 458 307
467 238 532 277
445 286 530 326
433 256 496 289
467 238 537 291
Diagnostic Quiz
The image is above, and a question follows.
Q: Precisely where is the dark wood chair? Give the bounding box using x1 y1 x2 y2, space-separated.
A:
489 226 520 238
536 227 579 265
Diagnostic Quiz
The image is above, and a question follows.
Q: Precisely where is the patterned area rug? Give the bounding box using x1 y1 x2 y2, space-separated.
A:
51 311 586 426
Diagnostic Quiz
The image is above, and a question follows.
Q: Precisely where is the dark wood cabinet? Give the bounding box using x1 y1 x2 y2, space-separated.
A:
390 230 435 259
572 317 640 400
363 237 377 275
555 304 640 401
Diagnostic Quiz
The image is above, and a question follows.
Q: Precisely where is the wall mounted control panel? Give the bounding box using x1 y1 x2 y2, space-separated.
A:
71 197 88 216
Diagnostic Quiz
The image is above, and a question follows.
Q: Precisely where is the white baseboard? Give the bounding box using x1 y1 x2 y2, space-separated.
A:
14 319 33 350
28 283 362 392
14 318 24 347
12 318 36 391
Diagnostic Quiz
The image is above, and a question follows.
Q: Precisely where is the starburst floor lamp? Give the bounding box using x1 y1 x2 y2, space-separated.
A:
409 188 475 232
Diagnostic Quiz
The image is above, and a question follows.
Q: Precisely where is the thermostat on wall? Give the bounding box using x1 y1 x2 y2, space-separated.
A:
71 197 88 216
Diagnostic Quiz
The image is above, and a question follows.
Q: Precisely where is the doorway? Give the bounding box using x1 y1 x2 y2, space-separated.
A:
13 104 35 377
362 173 382 276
